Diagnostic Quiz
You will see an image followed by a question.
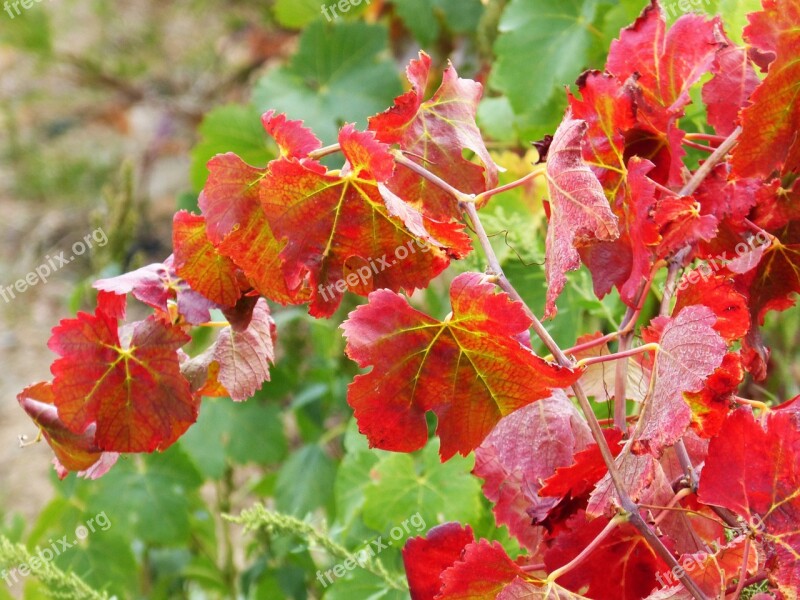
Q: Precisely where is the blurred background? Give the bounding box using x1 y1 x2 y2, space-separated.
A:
0 0 793 598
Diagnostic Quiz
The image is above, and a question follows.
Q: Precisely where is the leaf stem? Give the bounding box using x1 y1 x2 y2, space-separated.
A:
575 343 659 369
392 151 473 204
473 167 546 205
547 515 625 583
308 143 342 160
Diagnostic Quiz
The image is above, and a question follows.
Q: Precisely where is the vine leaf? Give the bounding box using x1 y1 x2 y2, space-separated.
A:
473 391 593 551
261 123 470 318
632 306 727 457
172 210 242 308
369 51 498 221
543 511 670 600
544 114 619 318
211 299 277 402
698 407 800 596
200 153 300 305
17 381 119 480
606 1 719 185
732 0 800 177
342 272 582 460
94 260 215 325
403 523 475 600
48 294 197 453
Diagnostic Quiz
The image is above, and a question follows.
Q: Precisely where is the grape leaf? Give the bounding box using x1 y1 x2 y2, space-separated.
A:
702 34 760 137
48 296 197 453
212 298 276 402
342 272 582 459
369 51 498 221
17 381 118 480
732 18 800 177
403 523 475 600
200 153 301 306
543 511 670 600
94 260 215 325
491 0 600 114
260 124 470 317
544 114 619 317
252 21 402 143
674 273 750 342
683 352 744 438
606 2 719 185
698 408 800 596
473 390 593 551
631 306 727 457
172 210 242 308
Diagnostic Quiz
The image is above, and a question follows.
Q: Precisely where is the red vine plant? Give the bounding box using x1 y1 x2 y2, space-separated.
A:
16 0 800 598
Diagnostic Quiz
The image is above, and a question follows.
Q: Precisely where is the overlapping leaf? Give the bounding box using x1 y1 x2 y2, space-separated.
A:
172 210 242 308
544 114 619 317
698 408 800 596
732 0 800 176
473 391 593 550
369 51 497 221
48 294 197 453
261 123 470 317
17 381 118 480
631 306 727 457
342 272 582 460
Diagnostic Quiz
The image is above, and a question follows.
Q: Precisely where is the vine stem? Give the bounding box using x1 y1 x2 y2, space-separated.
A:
460 201 708 600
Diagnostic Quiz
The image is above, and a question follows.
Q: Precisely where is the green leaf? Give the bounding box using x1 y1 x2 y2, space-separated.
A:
181 398 287 479
274 0 325 28
323 569 409 600
491 0 600 113
85 447 204 545
335 450 379 534
252 21 403 144
362 441 482 533
276 445 337 517
54 533 138 596
190 104 273 191
390 0 484 46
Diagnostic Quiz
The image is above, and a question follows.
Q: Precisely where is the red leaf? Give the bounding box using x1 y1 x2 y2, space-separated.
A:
48 303 197 453
261 124 470 317
200 153 300 305
545 114 619 317
172 210 242 308
569 70 637 197
683 353 744 438
674 273 750 342
369 52 498 220
94 260 215 325
587 451 656 517
342 273 582 460
17 382 118 480
473 391 593 551
631 306 727 457
437 539 525 599
732 9 800 177
702 33 760 137
543 511 669 600
698 408 800 596
403 523 475 600
213 298 276 401
540 429 624 500
743 0 800 71
261 110 321 159
606 3 719 185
